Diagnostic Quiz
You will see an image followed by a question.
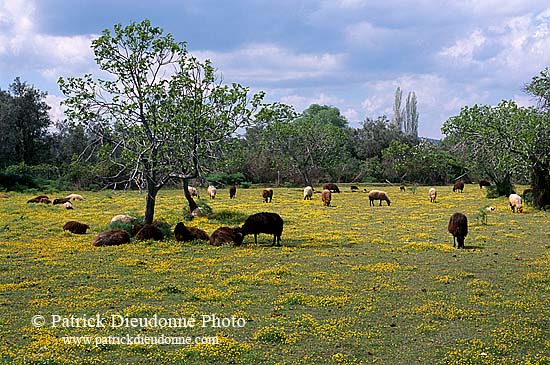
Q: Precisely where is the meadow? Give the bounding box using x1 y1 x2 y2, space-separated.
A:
0 184 549 364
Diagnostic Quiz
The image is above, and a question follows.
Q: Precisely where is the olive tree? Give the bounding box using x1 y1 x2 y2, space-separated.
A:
59 20 267 223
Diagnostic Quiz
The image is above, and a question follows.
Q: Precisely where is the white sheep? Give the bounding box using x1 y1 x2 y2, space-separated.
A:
428 187 437 203
508 194 523 213
60 201 73 209
110 214 136 224
187 186 200 198
64 193 84 201
303 186 313 200
207 185 217 199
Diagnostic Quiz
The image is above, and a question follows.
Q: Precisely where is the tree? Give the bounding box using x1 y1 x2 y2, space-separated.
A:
391 87 403 131
404 91 419 139
301 104 348 129
442 99 550 206
59 20 267 223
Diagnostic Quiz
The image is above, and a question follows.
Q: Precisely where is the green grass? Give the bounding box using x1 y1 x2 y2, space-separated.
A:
0 185 549 364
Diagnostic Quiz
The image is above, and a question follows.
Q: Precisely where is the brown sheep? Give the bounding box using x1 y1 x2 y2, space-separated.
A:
453 181 465 192
368 190 391 206
53 197 71 205
229 185 237 199
350 185 359 191
241 212 284 246
400 186 406 192
27 196 51 204
262 188 273 203
321 189 332 206
479 180 491 189
322 183 340 193
448 213 468 248
0 193 9 198
92 229 131 247
428 187 437 203
135 224 164 241
63 221 90 234
174 222 209 242
209 226 244 246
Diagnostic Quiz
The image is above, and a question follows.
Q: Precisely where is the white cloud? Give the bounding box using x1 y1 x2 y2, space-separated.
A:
344 21 397 48
44 93 66 123
438 29 486 65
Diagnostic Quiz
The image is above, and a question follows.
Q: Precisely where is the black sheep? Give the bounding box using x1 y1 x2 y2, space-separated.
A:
478 180 491 189
92 230 131 247
63 221 90 234
174 222 209 242
229 185 237 199
453 181 465 193
241 212 283 246
209 226 243 246
262 188 273 203
135 224 164 241
448 213 468 249
322 183 340 193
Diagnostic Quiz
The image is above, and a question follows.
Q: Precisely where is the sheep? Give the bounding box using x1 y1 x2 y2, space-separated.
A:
174 222 210 242
322 183 340 193
187 186 200 198
110 214 136 224
303 186 313 200
263 188 273 203
479 180 491 189
92 229 131 247
400 186 406 192
64 193 84 201
207 185 217 199
241 212 284 246
53 197 71 205
428 187 437 203
321 189 332 206
350 185 359 192
27 196 51 204
135 224 164 241
453 181 465 193
448 213 468 249
229 185 237 199
0 193 9 198
368 190 391 206
60 201 73 210
509 193 523 213
63 221 90 234
209 226 243 246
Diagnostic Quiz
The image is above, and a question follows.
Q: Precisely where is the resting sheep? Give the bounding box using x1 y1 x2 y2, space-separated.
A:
321 189 332 206
448 213 468 249
60 201 73 210
65 193 84 201
479 180 491 189
135 224 164 241
53 197 71 205
0 194 9 198
453 181 465 193
92 229 131 247
263 188 273 203
241 212 283 246
428 187 437 203
174 222 210 242
110 214 136 224
207 185 217 199
303 186 313 200
209 226 243 246
508 193 523 213
350 185 359 192
63 221 90 234
27 196 51 204
322 183 340 193
368 190 391 206
229 185 237 199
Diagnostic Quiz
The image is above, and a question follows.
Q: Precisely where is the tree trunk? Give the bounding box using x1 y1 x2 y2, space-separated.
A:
144 183 159 224
531 163 550 209
182 179 199 213
492 173 515 197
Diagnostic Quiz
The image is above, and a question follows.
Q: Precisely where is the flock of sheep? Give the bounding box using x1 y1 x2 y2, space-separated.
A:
20 179 528 249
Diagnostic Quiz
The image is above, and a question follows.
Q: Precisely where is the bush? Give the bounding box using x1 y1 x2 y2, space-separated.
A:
0 172 38 191
204 172 245 187
240 181 252 189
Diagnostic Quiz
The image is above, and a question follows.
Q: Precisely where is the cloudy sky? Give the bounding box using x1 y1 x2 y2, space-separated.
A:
1 0 549 138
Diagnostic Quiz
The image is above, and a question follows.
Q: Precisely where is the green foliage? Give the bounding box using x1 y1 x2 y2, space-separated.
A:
204 172 245 186
207 210 249 225
0 171 38 191
240 181 252 189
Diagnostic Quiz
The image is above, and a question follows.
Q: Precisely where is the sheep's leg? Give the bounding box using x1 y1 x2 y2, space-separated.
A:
254 234 258 244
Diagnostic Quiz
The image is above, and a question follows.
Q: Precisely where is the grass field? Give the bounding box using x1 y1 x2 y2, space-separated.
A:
1 185 549 364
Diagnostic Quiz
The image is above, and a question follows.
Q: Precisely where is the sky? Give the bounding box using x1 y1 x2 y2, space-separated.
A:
1 0 549 139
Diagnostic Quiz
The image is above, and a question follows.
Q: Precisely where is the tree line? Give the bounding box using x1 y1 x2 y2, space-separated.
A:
1 20 548 223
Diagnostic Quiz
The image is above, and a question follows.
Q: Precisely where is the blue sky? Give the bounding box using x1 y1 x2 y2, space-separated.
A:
1 0 549 138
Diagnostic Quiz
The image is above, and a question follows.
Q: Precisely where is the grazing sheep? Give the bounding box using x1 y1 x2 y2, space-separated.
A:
263 188 273 203
209 226 243 246
92 229 131 247
400 186 406 192
509 193 523 213
27 196 51 204
448 213 468 249
453 181 465 193
207 185 217 199
63 221 90 234
321 189 332 206
303 186 313 200
368 190 391 206
229 185 237 199
479 180 491 189
135 224 164 241
187 186 200 198
241 212 284 246
53 197 71 205
350 185 359 192
322 183 340 193
110 214 136 224
0 193 9 198
174 222 209 242
64 193 84 201
60 201 73 210
428 187 437 203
